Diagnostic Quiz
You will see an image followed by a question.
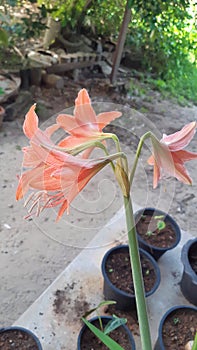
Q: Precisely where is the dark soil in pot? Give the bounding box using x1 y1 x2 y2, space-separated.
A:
0 327 42 350
160 307 197 350
134 208 181 260
105 248 156 294
188 241 197 274
79 318 135 350
136 214 177 248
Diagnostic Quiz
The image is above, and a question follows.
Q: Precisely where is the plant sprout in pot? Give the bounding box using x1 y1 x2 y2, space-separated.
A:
78 300 136 349
16 89 197 350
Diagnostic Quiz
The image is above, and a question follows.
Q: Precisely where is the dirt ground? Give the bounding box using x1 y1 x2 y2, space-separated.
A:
0 76 197 327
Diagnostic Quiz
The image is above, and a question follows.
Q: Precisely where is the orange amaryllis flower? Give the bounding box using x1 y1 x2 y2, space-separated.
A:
148 121 197 188
16 140 121 220
56 88 122 139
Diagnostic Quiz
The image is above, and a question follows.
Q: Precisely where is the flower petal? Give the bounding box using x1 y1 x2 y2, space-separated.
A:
173 149 197 162
75 88 91 106
58 135 90 148
23 146 42 168
75 104 97 125
153 158 160 189
45 123 60 137
147 155 154 165
23 104 38 139
56 114 78 133
16 165 45 200
97 111 122 130
172 160 192 185
162 122 196 151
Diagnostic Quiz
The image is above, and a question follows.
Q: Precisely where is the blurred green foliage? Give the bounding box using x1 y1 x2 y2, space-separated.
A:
1 0 197 102
0 0 47 44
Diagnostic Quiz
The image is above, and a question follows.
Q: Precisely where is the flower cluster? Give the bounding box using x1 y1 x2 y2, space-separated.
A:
16 89 197 221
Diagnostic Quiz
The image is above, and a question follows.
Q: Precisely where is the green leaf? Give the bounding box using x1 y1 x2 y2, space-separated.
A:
83 300 116 318
154 215 165 219
104 315 127 335
0 28 8 47
82 318 125 350
146 230 153 237
0 87 5 95
157 220 166 230
192 332 197 350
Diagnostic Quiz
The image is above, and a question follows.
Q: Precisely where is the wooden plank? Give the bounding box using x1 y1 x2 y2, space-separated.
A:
46 59 101 74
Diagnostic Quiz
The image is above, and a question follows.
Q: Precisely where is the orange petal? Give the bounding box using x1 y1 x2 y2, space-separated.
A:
162 122 196 151
45 123 60 137
153 159 160 189
58 135 89 148
147 155 154 165
173 161 192 185
75 89 91 106
75 104 97 125
173 149 197 162
23 146 41 168
97 111 122 130
56 114 78 133
23 104 38 139
16 165 45 200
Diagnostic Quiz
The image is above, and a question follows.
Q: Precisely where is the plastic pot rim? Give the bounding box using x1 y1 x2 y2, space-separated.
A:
181 237 197 283
0 326 42 349
101 244 161 298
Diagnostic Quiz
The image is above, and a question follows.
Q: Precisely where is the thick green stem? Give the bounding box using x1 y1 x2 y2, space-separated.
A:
130 131 152 186
124 195 152 350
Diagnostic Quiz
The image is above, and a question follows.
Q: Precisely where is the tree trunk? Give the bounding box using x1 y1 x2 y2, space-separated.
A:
110 1 132 84
43 17 61 49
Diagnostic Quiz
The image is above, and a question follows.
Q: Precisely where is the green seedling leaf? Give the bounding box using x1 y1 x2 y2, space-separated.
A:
157 220 166 230
192 332 197 350
141 215 146 219
0 87 5 95
104 315 127 335
82 318 125 350
173 317 179 325
154 215 165 219
83 300 116 318
146 230 153 237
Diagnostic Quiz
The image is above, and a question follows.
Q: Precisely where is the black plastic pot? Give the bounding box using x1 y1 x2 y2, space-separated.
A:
180 237 197 306
134 208 181 260
77 316 136 349
101 245 160 311
154 305 197 350
0 326 42 349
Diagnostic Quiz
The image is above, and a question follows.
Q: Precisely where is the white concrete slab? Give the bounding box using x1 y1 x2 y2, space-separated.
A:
14 203 195 350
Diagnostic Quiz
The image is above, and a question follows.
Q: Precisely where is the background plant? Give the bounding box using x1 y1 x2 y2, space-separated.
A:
0 0 47 45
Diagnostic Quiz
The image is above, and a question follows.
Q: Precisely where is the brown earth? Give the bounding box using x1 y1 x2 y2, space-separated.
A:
0 75 197 327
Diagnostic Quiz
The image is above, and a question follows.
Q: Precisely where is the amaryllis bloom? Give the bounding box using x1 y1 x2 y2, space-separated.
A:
16 147 117 220
56 88 122 141
148 121 197 188
16 96 124 220
16 104 122 220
